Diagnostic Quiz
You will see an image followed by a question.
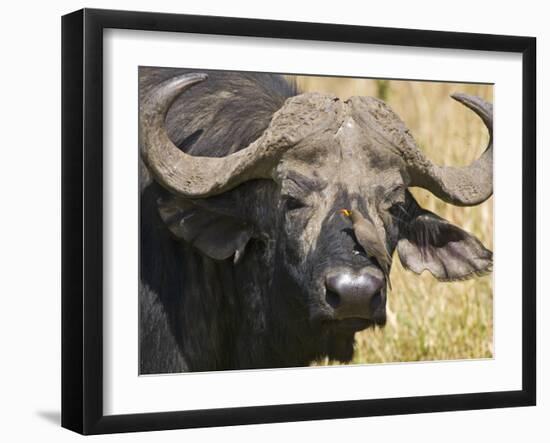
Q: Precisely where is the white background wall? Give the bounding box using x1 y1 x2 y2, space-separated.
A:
0 1 546 441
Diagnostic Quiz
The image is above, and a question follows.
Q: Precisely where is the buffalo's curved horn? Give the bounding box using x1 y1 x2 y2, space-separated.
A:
408 93 493 206
140 73 280 198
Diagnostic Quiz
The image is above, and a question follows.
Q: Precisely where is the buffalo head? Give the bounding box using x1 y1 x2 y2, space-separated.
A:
140 73 492 362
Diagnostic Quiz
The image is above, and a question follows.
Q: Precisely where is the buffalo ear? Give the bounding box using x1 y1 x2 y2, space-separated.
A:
157 196 252 263
396 205 492 282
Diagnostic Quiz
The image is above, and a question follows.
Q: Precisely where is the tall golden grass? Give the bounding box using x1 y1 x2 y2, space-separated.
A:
294 75 494 364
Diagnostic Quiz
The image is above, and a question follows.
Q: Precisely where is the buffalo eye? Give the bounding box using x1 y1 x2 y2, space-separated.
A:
379 185 406 211
283 195 307 211
378 185 408 229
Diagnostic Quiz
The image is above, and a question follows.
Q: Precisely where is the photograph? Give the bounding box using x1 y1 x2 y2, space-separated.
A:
0 0 543 439
55 4 537 437
138 67 494 374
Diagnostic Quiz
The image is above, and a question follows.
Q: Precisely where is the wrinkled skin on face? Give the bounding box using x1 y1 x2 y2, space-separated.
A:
266 93 491 359
269 94 406 324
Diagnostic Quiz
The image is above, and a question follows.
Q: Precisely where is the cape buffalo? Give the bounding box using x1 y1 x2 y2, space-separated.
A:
139 68 493 373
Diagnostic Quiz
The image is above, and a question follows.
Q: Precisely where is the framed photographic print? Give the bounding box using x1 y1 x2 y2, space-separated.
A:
61 8 536 435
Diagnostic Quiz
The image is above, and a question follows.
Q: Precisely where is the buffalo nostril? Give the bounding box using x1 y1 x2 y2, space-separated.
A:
325 274 344 309
369 291 383 312
325 288 341 309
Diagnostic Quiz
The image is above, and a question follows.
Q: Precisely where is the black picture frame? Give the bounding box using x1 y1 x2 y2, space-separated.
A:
61 8 536 435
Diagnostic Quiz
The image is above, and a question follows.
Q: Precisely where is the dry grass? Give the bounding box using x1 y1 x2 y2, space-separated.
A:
294 75 494 364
